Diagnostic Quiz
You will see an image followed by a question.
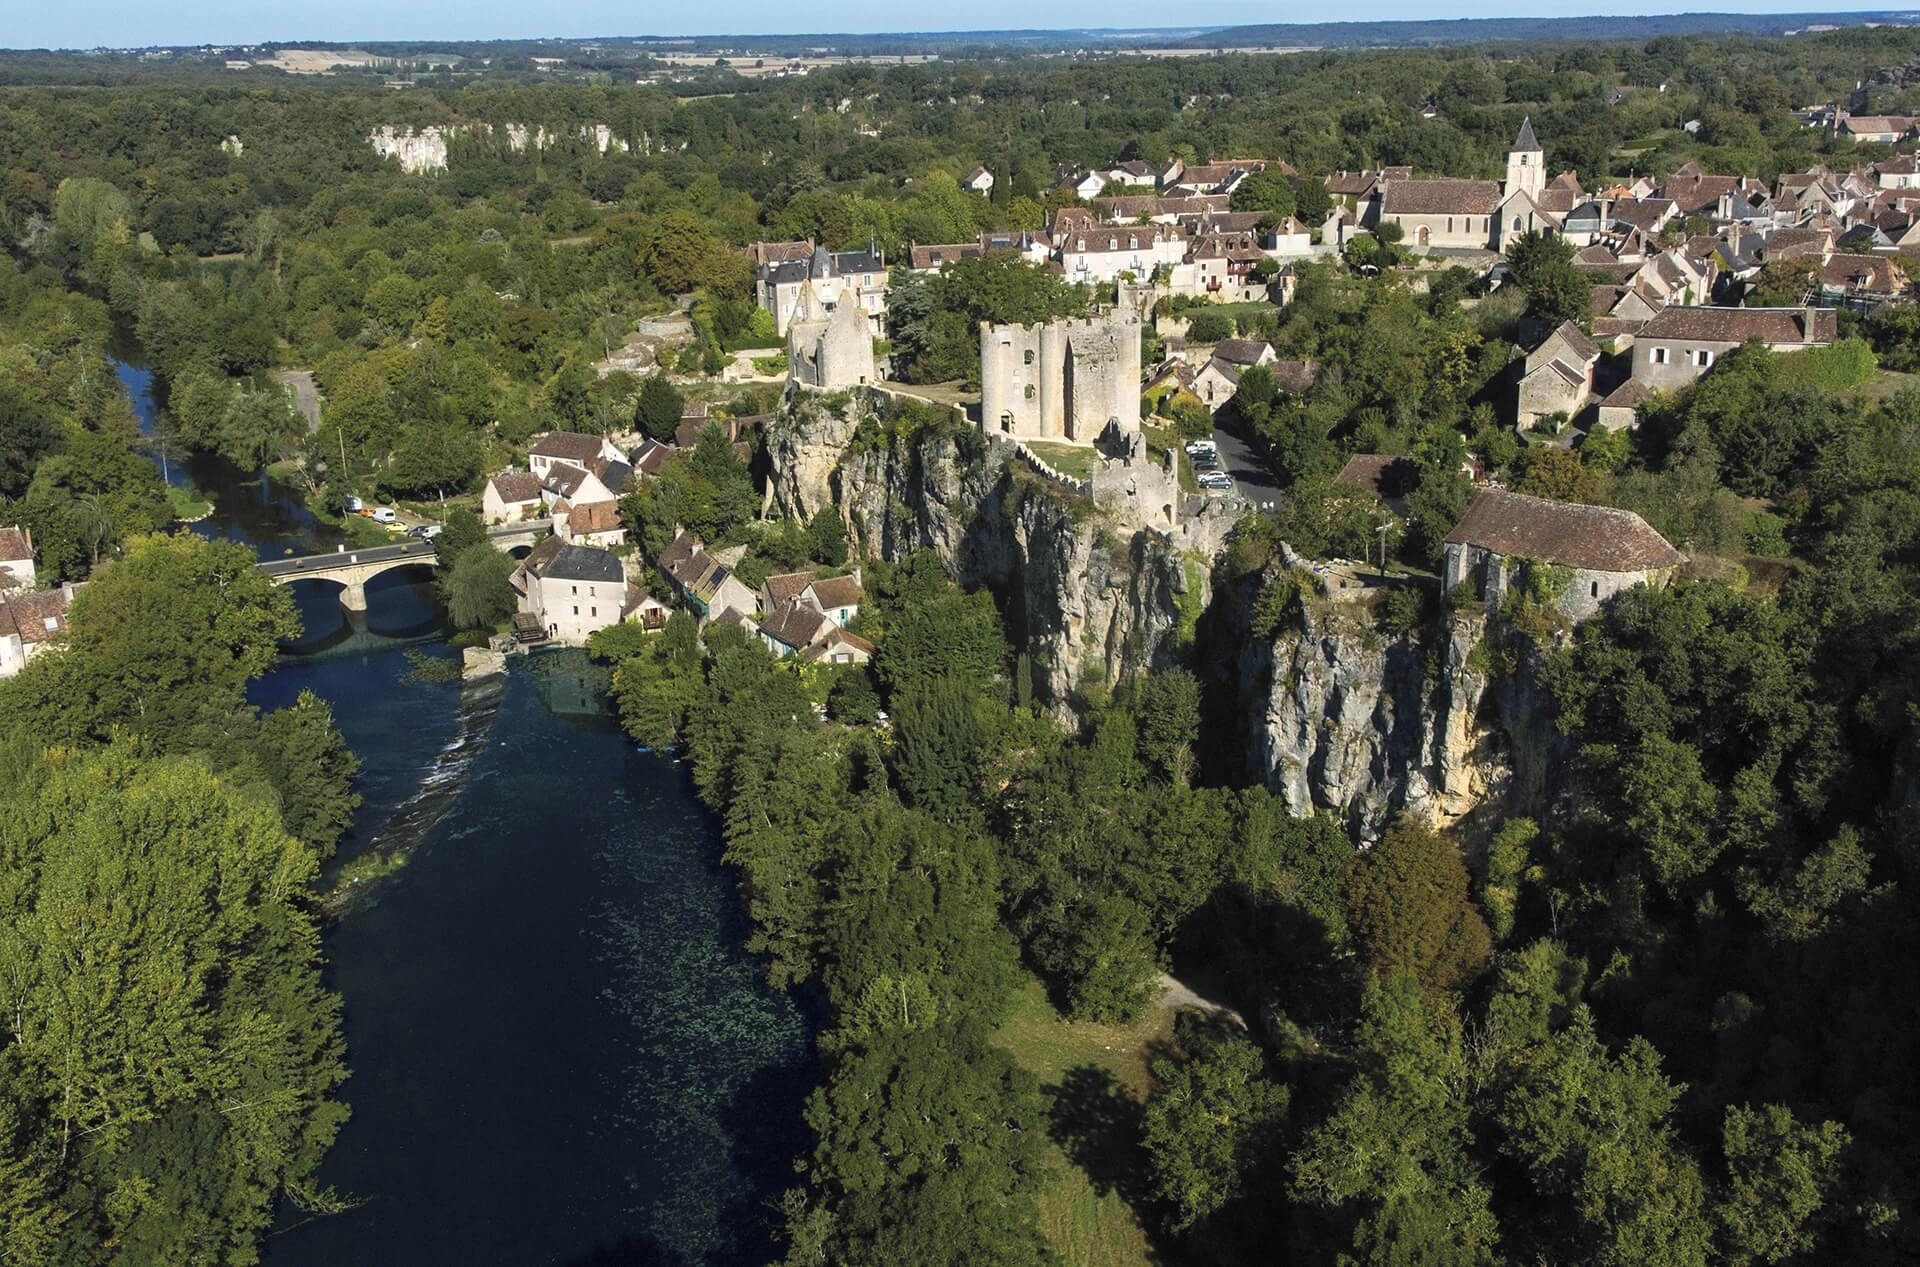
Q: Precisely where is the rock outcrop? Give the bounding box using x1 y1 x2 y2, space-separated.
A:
768 390 1202 704
1224 570 1575 843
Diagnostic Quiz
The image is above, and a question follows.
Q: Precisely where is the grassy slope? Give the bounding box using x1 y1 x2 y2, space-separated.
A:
994 977 1174 1267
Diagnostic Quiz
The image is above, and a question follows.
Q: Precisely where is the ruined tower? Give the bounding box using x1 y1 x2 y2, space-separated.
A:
786 281 876 392
979 310 1141 444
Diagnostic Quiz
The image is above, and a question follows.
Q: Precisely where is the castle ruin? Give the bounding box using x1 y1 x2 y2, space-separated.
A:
980 311 1141 444
787 281 877 392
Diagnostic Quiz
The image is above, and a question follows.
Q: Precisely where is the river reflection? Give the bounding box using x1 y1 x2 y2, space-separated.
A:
110 352 814 1265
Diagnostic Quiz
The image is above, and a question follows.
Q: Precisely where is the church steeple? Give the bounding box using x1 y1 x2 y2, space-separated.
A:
1505 117 1545 200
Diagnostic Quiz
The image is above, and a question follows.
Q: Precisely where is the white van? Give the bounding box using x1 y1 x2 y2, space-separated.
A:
370 507 398 524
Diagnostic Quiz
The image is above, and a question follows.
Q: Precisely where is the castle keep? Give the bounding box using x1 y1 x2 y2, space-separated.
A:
786 281 877 391
980 311 1141 444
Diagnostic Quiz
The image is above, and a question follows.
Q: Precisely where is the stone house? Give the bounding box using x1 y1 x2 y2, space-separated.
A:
1595 379 1653 431
0 525 35 592
1188 232 1269 301
802 625 876 666
907 242 984 272
1266 216 1314 256
757 244 888 337
786 281 877 391
1839 115 1915 144
1443 489 1683 625
623 584 671 632
554 499 625 548
1516 321 1601 429
963 166 995 193
756 600 829 658
1058 222 1187 284
1876 155 1920 190
1193 338 1278 409
658 530 758 620
759 569 864 628
529 431 622 481
1631 306 1838 390
1816 252 1910 306
482 472 545 525
514 537 626 645
541 461 616 509
0 583 77 678
980 311 1142 444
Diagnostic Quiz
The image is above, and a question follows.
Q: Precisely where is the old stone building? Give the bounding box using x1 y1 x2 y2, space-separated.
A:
1443 489 1683 625
786 281 876 391
1630 306 1837 390
980 311 1142 444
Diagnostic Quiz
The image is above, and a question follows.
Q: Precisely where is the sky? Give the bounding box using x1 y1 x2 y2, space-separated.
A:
5 0 1891 51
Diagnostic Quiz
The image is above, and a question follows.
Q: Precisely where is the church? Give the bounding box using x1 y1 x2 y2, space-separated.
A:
1375 119 1581 251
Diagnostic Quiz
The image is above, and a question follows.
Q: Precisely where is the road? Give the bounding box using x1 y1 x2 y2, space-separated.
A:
1202 416 1283 511
257 520 550 577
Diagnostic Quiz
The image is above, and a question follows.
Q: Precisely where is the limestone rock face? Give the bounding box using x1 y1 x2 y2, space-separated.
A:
768 391 1198 705
1226 578 1575 843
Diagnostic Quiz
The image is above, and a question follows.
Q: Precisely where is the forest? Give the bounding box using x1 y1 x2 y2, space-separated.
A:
0 20 1918 1264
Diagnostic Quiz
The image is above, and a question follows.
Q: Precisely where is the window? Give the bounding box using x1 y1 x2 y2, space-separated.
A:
1024 349 1034 365
1692 349 1714 368
591 607 597 617
1513 216 1523 231
1447 217 1453 233
571 584 578 594
1024 384 1035 400
1652 347 1670 365
1590 582 1599 598
572 606 579 615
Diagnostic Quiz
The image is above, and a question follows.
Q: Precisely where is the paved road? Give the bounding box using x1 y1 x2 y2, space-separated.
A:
257 520 550 577
1199 416 1283 511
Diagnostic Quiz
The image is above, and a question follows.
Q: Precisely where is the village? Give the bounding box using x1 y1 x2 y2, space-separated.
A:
2 110 1915 676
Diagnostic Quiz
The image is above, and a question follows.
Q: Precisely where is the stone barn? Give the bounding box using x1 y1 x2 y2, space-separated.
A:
1443 489 1683 624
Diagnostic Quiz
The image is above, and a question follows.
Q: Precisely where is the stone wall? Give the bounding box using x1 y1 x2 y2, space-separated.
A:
979 311 1141 444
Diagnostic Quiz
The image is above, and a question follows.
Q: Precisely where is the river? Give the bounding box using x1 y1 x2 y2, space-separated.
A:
112 359 815 1265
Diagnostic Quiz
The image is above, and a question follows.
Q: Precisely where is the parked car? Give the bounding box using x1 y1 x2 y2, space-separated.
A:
1199 472 1234 491
370 507 398 524
343 495 364 513
408 524 441 540
1185 440 1216 457
1192 454 1219 471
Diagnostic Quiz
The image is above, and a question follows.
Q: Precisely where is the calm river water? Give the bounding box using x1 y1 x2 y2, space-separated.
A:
114 361 815 1265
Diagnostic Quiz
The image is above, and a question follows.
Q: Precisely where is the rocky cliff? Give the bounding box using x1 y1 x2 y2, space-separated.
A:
768 390 1205 705
1223 569 1575 843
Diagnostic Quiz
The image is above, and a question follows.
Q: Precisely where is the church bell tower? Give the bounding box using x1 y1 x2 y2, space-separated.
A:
1505 117 1545 200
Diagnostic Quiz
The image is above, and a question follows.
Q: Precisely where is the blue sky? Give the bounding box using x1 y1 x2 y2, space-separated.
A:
6 1 1887 52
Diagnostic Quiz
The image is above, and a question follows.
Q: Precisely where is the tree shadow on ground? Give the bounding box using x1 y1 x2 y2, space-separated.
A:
1047 1062 1151 1204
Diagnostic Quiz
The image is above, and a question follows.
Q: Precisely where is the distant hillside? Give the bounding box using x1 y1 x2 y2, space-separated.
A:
1182 10 1915 48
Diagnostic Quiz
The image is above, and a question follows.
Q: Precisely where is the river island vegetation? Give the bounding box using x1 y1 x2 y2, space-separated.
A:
1 20 1919 1265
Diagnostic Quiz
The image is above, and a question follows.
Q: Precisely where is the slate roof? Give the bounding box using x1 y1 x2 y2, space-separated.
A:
592 458 634 495
1513 117 1541 152
1638 306 1837 345
520 533 565 578
657 531 701 575
1446 489 1682 572
1381 178 1502 216
543 543 624 583
1211 338 1272 366
530 431 606 463
630 439 672 477
488 471 542 504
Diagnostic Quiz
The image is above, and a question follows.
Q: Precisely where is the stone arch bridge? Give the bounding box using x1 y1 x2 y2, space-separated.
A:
257 520 550 610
